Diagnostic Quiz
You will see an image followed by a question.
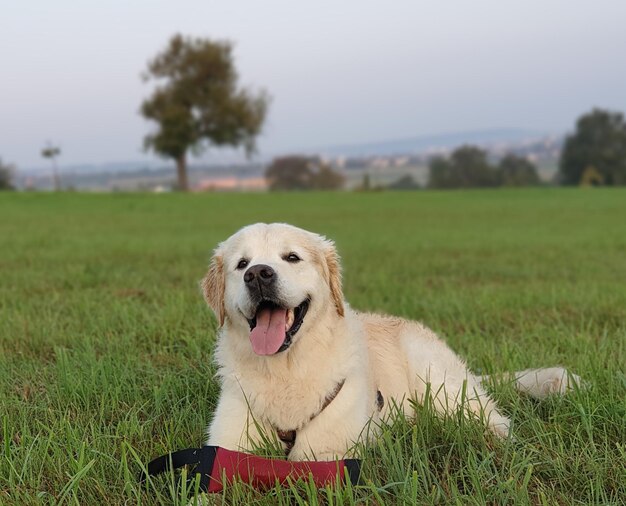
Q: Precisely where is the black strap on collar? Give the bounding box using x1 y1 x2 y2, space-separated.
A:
138 445 217 492
275 379 346 456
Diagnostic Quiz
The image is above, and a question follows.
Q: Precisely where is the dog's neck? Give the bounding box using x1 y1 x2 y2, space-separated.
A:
275 378 346 455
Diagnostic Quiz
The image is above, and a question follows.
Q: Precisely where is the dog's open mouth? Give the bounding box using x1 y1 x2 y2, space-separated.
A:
246 299 310 355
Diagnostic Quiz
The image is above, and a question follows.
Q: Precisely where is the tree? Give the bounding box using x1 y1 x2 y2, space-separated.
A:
41 144 61 190
265 156 313 190
428 156 455 189
560 108 626 185
429 145 499 188
388 174 419 190
265 156 345 190
361 173 371 191
311 163 345 190
141 34 269 191
498 154 540 186
0 158 15 190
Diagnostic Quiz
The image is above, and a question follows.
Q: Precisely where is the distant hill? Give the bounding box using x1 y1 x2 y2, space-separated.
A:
20 160 163 177
16 162 264 191
309 128 552 157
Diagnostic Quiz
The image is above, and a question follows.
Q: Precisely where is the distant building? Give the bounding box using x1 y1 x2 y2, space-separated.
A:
195 177 267 192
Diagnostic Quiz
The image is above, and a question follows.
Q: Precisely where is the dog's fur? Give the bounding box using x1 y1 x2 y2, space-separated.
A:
202 223 581 461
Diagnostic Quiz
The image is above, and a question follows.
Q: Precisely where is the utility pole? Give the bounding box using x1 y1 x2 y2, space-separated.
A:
41 144 62 191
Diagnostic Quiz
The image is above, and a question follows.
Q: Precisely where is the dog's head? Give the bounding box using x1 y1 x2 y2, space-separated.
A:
202 223 344 355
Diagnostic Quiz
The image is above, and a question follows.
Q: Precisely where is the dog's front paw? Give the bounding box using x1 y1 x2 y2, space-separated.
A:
288 445 344 463
487 412 512 439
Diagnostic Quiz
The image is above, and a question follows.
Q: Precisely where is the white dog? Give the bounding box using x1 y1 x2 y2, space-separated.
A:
202 223 581 461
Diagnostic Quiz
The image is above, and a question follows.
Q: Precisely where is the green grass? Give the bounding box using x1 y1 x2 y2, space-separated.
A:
1 188 625 505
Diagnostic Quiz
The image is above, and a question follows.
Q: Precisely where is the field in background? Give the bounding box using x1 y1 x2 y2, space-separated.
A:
1 189 625 504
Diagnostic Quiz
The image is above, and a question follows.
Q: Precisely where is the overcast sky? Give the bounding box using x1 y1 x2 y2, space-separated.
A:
2 0 626 168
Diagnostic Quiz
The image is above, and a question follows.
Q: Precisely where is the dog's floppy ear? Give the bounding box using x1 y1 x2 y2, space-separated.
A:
202 254 225 326
323 240 345 317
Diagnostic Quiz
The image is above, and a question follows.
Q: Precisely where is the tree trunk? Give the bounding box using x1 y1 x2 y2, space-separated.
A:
52 159 61 191
52 169 61 191
176 154 188 191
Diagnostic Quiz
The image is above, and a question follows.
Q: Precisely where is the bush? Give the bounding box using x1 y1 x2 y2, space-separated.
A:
265 156 344 190
388 174 419 190
0 158 16 190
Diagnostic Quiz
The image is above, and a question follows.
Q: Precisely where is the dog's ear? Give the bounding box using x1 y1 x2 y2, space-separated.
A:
323 240 345 317
202 254 225 326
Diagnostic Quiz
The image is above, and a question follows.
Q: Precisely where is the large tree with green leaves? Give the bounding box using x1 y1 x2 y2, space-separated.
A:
141 34 269 191
560 109 626 185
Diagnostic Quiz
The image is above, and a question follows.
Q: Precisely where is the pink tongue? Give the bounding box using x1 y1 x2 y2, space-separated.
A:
249 307 287 355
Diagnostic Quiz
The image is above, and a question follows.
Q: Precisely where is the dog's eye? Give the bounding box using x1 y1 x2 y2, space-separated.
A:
236 259 249 270
284 253 301 263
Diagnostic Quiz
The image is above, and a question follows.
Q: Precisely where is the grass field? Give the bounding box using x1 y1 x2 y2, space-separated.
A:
1 189 625 505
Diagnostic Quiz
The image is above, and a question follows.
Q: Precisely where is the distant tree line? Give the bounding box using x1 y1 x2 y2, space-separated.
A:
265 108 626 191
428 108 626 189
428 147 540 189
134 34 625 192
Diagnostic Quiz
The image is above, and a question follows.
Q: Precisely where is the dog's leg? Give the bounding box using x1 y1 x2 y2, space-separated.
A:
401 326 512 438
414 373 512 438
481 367 583 400
206 387 271 452
464 380 512 438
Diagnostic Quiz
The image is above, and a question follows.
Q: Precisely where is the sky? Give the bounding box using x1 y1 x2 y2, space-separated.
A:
2 0 626 168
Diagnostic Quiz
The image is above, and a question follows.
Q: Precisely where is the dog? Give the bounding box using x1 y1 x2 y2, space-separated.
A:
201 223 581 461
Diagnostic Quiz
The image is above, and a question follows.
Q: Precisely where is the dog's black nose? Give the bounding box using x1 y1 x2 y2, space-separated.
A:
244 264 276 286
